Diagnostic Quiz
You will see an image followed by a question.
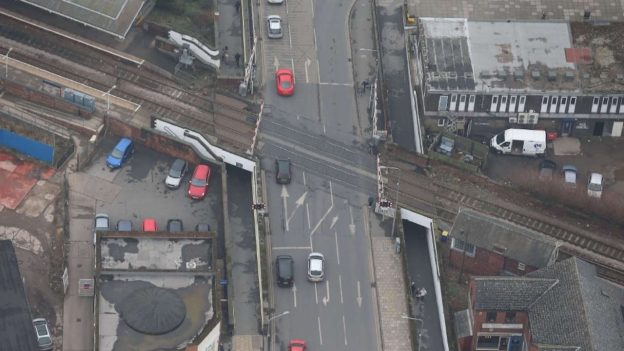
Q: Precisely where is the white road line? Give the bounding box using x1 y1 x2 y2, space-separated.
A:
292 283 297 308
322 280 330 305
318 316 323 345
315 282 319 304
335 230 341 265
330 216 338 229
319 82 354 86
343 315 348 345
309 0 314 17
359 48 377 52
330 180 334 207
356 281 363 307
349 206 356 235
310 206 332 236
282 185 290 232
273 246 312 250
339 275 344 304
306 203 311 229
302 171 307 186
291 57 295 73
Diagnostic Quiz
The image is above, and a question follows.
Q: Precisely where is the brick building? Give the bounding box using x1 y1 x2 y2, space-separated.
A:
454 257 624 351
449 209 560 276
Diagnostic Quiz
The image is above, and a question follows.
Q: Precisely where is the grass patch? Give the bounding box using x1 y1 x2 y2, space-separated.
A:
150 0 216 46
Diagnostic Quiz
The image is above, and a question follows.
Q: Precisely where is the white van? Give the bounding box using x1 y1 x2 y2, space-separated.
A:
490 129 546 156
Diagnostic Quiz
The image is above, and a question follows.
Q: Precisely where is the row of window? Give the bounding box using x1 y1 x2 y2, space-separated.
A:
485 311 517 323
588 96 623 114
439 94 477 112
489 95 528 113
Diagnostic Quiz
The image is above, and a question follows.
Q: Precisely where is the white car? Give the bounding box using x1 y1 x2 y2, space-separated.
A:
165 158 188 189
33 318 53 350
268 0 284 4
267 15 283 39
93 213 110 246
587 172 603 198
307 252 325 282
562 165 577 188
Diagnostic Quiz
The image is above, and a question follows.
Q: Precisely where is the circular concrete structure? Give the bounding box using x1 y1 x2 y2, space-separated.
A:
119 287 186 335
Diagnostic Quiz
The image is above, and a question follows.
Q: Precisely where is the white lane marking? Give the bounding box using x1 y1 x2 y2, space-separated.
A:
357 281 362 307
281 185 290 232
291 57 295 74
310 206 333 236
273 55 279 71
306 203 311 229
322 279 330 306
359 48 377 52
330 180 334 207
319 82 354 86
310 0 314 17
273 246 312 250
318 316 323 345
330 216 338 229
343 315 348 345
339 275 344 304
335 230 340 265
349 206 356 235
315 281 319 304
302 171 307 186
292 283 297 308
287 191 308 225
304 58 311 83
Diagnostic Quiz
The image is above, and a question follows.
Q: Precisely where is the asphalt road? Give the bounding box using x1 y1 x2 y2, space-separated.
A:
258 0 381 349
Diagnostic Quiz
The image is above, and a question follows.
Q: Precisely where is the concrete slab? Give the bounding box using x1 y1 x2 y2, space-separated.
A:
0 151 56 210
553 137 581 156
16 180 61 218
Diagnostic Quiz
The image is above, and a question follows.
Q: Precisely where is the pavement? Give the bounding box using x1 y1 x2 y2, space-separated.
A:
0 151 55 210
375 0 417 151
217 0 245 78
407 0 624 21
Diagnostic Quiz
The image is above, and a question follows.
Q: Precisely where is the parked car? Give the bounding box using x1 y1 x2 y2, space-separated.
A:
93 213 110 245
106 137 134 169
538 160 557 181
267 15 283 39
275 69 294 96
143 218 158 232
561 165 578 188
275 158 292 184
268 0 284 4
33 318 53 350
116 219 133 232
307 252 325 282
288 339 306 351
165 159 188 189
196 223 211 232
587 172 604 198
188 164 212 200
167 219 184 233
276 255 294 287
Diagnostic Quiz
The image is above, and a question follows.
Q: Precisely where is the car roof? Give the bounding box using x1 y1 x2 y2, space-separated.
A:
590 173 603 183
117 220 132 230
116 138 133 149
171 159 186 170
193 164 210 177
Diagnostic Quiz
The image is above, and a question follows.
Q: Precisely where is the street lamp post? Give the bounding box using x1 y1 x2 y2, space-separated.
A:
4 47 13 79
103 85 116 115
380 166 401 237
401 314 424 351
265 310 290 351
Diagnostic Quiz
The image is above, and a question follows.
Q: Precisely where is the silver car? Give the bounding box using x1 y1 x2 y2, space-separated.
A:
93 213 110 246
267 15 283 39
307 252 325 282
33 318 53 350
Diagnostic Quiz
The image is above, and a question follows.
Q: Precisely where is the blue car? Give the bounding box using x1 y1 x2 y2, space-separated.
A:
106 138 134 169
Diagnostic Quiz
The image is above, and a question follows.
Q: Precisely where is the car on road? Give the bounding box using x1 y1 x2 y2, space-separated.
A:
587 172 604 198
275 69 294 96
268 0 283 4
143 218 158 232
196 223 211 232
267 15 283 39
307 252 325 282
276 255 294 287
93 213 110 245
33 318 53 350
167 219 184 232
562 165 578 188
288 339 306 351
188 164 212 200
275 158 292 184
165 159 188 189
106 137 134 169
538 160 557 181
117 219 133 232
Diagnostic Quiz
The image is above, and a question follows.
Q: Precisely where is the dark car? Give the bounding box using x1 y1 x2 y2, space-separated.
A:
538 160 557 181
276 255 294 287
275 158 292 184
165 159 188 189
116 219 133 232
106 138 134 169
196 223 211 232
167 219 184 232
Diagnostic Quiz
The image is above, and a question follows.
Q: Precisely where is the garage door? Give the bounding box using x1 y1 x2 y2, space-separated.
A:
612 121 623 137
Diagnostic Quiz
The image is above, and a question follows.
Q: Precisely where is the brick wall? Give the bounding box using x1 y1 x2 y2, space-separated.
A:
1 80 92 118
449 246 504 276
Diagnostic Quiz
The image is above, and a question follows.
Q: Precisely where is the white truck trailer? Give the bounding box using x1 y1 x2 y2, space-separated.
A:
490 129 546 156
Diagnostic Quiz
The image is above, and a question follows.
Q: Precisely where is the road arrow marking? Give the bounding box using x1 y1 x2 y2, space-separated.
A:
292 283 297 308
349 206 356 235
273 56 279 72
311 206 332 236
339 275 344 304
329 216 339 229
286 191 307 224
282 185 289 232
335 230 340 265
356 281 362 307
305 58 311 83
322 280 330 306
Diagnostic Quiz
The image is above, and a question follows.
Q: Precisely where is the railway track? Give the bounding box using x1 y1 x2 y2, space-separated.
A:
0 10 256 150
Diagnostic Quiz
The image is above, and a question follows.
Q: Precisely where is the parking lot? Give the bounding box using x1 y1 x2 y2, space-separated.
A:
86 138 222 235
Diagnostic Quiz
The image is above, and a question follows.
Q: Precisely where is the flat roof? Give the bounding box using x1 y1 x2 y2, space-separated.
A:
19 0 145 39
420 18 579 92
0 240 39 351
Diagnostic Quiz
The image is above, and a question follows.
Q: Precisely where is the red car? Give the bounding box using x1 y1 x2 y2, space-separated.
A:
142 218 158 232
288 339 306 351
188 164 212 200
275 69 294 96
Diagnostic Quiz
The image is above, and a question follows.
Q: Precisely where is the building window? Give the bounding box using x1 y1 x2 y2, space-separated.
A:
486 311 497 322
505 311 516 323
437 118 446 127
451 238 476 256
517 262 526 271
477 335 500 350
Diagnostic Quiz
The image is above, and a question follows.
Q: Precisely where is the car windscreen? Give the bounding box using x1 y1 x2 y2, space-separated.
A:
38 336 52 345
191 178 206 187
588 183 602 191
495 133 504 144
111 148 124 159
169 161 184 177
